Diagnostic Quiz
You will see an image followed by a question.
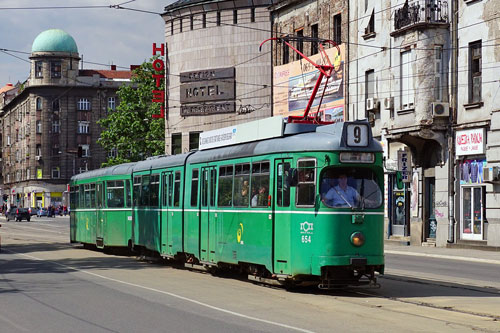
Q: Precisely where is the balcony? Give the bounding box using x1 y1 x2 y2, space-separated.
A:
392 0 449 36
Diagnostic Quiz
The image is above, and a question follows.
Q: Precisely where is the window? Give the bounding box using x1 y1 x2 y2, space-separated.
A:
108 97 116 111
190 15 194 30
189 132 200 151
36 120 42 134
35 61 43 78
276 162 291 207
469 40 482 103
251 161 269 207
78 121 90 134
79 144 90 157
202 13 206 28
108 148 118 158
171 20 174 35
126 180 132 207
174 171 181 207
434 46 444 101
26 168 30 180
36 97 42 111
78 166 88 174
365 10 375 35
77 98 91 111
233 163 250 207
16 171 21 181
52 120 60 134
296 159 316 206
191 169 199 207
52 167 60 179
217 11 221 26
36 167 42 179
50 61 61 78
321 167 382 209
7 135 10 146
107 180 125 208
233 10 237 24
133 176 141 206
84 183 96 208
283 41 289 65
150 174 160 207
52 143 60 156
36 144 42 157
296 29 304 60
400 50 414 109
365 69 375 113
218 165 233 207
311 24 319 55
179 18 183 33
52 99 60 111
171 133 182 155
139 175 151 206
333 14 342 45
251 8 255 23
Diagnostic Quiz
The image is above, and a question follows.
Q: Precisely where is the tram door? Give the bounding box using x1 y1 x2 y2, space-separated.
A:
273 159 292 275
200 166 217 263
96 181 105 248
161 171 173 256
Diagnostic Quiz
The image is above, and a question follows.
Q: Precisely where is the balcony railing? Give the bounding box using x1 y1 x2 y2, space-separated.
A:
394 0 448 31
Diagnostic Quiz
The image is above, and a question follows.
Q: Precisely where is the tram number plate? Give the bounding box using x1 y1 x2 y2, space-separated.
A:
346 124 369 147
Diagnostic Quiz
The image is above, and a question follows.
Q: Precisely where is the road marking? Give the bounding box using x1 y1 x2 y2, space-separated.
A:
5 249 315 333
385 250 500 265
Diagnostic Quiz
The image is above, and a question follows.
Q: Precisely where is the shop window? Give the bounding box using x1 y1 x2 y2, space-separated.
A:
296 159 316 206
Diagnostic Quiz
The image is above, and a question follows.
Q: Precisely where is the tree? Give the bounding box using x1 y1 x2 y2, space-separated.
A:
98 57 165 167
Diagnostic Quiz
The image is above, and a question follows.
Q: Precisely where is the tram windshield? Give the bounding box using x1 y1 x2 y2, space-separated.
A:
320 167 383 209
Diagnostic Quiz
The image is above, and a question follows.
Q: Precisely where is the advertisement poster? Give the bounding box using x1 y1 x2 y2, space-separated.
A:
273 45 345 122
411 171 419 217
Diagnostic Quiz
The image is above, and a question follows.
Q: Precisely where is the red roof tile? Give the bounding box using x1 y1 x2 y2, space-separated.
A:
0 84 16 94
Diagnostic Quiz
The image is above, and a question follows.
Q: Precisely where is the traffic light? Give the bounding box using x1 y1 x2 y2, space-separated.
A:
77 146 83 157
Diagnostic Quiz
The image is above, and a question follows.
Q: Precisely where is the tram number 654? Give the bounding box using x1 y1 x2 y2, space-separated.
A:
301 235 311 243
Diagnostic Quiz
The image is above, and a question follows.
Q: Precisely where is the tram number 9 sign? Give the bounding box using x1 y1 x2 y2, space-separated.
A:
346 124 369 147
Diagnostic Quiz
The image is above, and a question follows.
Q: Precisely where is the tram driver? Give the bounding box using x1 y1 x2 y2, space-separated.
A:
323 174 360 208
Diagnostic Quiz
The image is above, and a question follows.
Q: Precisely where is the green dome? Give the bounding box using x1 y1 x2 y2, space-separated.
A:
32 29 78 53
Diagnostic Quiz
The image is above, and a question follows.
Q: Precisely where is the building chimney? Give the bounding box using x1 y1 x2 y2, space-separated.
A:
111 65 117 71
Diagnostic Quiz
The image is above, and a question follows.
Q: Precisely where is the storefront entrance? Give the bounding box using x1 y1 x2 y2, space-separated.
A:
461 186 484 241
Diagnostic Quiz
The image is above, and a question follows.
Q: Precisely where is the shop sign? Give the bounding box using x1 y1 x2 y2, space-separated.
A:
397 149 411 182
456 128 485 156
180 68 234 83
181 102 235 116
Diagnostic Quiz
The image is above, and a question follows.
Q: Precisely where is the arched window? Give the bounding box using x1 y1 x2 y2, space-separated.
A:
36 97 42 111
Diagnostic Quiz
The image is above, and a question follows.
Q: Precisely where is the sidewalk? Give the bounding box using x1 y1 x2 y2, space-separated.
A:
385 243 500 265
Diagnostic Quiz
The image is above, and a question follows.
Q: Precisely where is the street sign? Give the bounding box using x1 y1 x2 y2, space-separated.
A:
397 149 411 183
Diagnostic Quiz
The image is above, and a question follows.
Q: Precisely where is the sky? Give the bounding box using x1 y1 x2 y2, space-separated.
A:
0 0 172 85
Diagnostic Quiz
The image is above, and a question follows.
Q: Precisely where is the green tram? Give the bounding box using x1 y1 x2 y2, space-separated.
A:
70 120 384 288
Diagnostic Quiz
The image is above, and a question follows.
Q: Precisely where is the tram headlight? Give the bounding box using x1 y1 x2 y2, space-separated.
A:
350 231 365 247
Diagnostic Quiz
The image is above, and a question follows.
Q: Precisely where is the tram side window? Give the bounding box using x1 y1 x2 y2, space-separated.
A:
168 173 174 206
125 180 132 207
140 175 151 207
107 180 125 208
277 162 291 207
79 185 85 208
296 159 316 207
210 169 217 207
90 184 96 208
234 163 250 207
251 161 270 207
150 174 160 207
191 169 199 207
174 171 181 207
133 176 141 206
218 165 233 207
70 186 77 209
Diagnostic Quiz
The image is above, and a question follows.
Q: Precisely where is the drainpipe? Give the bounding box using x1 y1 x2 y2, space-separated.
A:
448 0 458 243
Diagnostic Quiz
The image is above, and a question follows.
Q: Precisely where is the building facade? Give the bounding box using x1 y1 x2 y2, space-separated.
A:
161 0 274 154
0 29 131 209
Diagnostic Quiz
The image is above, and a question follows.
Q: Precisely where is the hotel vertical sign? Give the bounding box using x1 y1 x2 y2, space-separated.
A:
180 67 236 116
152 43 165 119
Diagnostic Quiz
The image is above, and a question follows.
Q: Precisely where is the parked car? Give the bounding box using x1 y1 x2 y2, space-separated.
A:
29 207 39 216
6 207 31 222
37 208 49 217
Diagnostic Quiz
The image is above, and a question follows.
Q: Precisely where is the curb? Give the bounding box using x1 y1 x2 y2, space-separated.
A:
385 249 500 265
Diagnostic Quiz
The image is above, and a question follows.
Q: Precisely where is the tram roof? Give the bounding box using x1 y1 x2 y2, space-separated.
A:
132 153 191 173
71 162 137 181
188 121 382 164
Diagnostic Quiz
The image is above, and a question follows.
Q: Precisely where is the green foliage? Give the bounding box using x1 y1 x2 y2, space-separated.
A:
98 57 165 167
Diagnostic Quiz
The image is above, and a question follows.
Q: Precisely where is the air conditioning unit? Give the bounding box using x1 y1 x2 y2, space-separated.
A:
383 97 394 110
366 98 379 111
432 102 450 117
484 166 500 182
35 155 42 161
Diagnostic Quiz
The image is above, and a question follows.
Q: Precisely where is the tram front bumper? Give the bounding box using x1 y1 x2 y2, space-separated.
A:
311 255 384 276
